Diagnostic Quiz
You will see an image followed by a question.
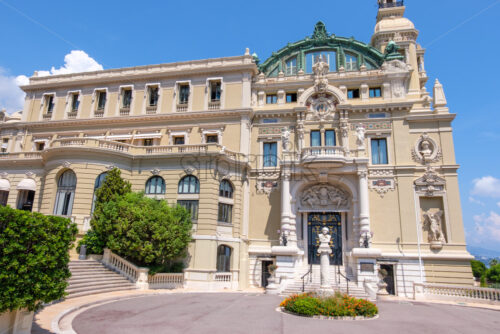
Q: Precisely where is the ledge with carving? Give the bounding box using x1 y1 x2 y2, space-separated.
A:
368 167 397 197
249 168 281 195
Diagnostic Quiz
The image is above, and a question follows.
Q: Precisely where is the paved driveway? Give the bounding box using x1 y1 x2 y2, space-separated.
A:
72 293 500 334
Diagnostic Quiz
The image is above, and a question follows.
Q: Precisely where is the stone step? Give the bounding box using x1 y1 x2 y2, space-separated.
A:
69 274 127 283
69 269 118 275
66 281 135 294
69 277 130 288
66 286 137 299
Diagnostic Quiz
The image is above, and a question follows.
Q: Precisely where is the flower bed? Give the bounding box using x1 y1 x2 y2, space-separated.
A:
280 292 378 319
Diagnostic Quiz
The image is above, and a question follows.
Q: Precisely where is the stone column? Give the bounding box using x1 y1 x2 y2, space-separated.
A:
358 170 372 247
280 172 296 247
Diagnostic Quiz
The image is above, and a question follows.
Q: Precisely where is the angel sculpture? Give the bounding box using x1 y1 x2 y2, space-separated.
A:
423 210 446 243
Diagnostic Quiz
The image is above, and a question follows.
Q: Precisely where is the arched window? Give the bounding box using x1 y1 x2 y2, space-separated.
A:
54 170 77 216
216 245 231 272
145 176 165 195
178 175 199 194
91 172 108 213
345 54 358 71
219 180 233 198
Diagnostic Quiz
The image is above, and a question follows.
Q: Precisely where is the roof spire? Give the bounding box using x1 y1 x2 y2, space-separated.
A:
312 21 328 40
378 0 404 9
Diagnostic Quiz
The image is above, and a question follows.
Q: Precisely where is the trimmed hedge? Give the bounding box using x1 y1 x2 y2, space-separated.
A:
280 292 378 318
0 206 78 312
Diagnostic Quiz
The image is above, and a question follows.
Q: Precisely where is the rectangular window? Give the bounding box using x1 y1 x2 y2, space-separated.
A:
206 134 218 143
122 89 132 108
325 130 336 146
263 142 277 167
177 200 199 220
262 118 278 124
179 84 190 104
285 57 297 76
345 54 358 71
218 203 233 224
286 93 297 103
0 190 8 206
148 86 159 106
1 138 8 153
71 93 80 111
36 142 45 151
347 89 360 99
210 81 221 102
310 130 321 147
306 51 337 73
266 95 277 104
174 136 185 145
97 91 107 110
371 138 388 165
45 95 55 113
368 113 386 119
369 87 382 98
143 138 153 146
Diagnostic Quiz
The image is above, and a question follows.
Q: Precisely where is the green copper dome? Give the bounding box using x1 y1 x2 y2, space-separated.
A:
259 22 392 77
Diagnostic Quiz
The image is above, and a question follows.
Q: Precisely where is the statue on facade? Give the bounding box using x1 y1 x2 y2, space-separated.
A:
313 55 329 93
318 227 331 245
300 184 349 211
281 127 291 152
318 227 332 291
423 210 445 249
356 126 366 148
419 139 433 160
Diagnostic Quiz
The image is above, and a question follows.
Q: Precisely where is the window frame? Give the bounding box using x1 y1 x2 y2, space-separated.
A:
217 202 233 224
216 245 231 272
347 89 360 99
266 94 278 104
53 170 77 216
145 176 166 195
178 175 200 194
177 200 199 221
310 130 321 147
370 137 389 165
369 87 382 98
263 141 278 168
286 93 297 103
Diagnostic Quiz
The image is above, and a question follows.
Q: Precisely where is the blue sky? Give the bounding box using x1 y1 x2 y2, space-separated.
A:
1 0 499 253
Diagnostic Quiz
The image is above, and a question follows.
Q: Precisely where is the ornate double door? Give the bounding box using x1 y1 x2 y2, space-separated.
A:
307 212 342 265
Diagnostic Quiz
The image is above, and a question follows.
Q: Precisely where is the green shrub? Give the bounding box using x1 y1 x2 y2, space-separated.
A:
77 230 105 255
471 260 486 279
101 192 192 267
280 292 378 318
485 264 500 283
0 206 78 312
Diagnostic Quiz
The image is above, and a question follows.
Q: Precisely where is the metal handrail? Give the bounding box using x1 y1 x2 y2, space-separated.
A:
337 266 351 296
301 263 313 292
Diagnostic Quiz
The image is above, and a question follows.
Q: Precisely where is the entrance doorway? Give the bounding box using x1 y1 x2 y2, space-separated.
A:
380 264 396 295
307 212 342 265
261 261 273 287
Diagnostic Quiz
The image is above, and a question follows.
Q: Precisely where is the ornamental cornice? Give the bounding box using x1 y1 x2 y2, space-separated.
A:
22 55 258 91
405 113 456 122
11 108 254 130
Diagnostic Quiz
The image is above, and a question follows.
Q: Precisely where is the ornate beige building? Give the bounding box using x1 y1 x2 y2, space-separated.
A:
0 1 473 296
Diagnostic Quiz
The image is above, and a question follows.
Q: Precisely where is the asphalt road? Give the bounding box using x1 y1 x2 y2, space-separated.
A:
72 293 500 334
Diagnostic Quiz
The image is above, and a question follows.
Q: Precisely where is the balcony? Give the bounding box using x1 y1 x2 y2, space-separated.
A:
146 105 157 114
42 113 52 121
48 138 247 162
67 111 78 119
177 103 188 112
94 109 104 117
119 108 130 116
379 1 403 8
301 146 347 166
208 101 221 110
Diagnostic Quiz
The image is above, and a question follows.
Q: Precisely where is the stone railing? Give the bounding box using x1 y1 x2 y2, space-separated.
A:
177 103 188 112
208 101 221 110
67 111 78 119
0 152 42 160
413 283 500 304
94 109 104 117
214 272 232 282
149 273 184 289
301 146 347 165
119 108 130 116
42 113 52 120
102 248 184 290
49 138 247 162
146 105 157 114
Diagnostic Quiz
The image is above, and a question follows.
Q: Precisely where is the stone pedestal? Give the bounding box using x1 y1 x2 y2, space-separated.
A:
265 276 280 295
318 245 332 291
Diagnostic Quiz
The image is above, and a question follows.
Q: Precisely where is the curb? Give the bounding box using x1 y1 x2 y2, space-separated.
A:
276 307 379 321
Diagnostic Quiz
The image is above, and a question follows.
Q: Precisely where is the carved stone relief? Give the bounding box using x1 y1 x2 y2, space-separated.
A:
414 167 446 196
411 133 442 164
423 210 446 250
300 184 349 211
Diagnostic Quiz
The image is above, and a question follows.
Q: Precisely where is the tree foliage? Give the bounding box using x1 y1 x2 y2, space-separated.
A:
470 260 487 279
77 229 106 255
485 264 500 283
0 206 77 312
98 192 192 267
90 168 131 245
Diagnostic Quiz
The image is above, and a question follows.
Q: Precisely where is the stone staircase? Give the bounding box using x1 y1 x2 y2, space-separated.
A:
67 260 136 298
281 265 369 299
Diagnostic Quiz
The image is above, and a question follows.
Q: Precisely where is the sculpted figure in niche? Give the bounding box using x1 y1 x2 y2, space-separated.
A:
356 126 366 148
313 55 329 93
423 210 445 243
281 127 291 152
301 188 319 208
419 139 433 159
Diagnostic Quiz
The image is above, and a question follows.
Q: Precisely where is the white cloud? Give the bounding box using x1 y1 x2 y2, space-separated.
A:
497 202 500 208
0 68 27 114
37 50 103 77
474 212 500 242
471 176 500 198
0 51 102 114
469 196 485 206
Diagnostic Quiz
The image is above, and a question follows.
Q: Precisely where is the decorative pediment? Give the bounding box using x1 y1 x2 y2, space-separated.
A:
414 167 446 196
305 92 339 121
300 184 350 212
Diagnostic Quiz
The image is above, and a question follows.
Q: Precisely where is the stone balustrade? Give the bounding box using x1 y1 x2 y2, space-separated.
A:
214 272 232 282
208 101 221 110
301 146 348 166
102 248 184 290
413 283 500 304
0 152 42 159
